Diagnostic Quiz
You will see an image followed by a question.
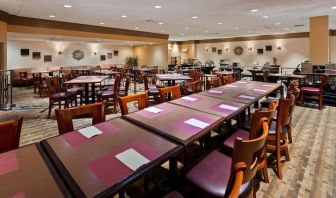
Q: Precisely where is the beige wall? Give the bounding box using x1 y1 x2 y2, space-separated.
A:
0 21 7 70
133 44 168 69
7 40 133 69
168 43 197 64
310 16 330 65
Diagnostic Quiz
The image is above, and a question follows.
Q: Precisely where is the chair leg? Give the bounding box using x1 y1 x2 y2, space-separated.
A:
284 147 290 161
276 146 283 179
253 176 257 198
263 157 269 183
319 95 323 110
300 91 304 105
48 101 52 119
287 125 293 144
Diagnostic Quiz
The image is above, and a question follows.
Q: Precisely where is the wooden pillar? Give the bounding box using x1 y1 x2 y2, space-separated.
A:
310 16 330 65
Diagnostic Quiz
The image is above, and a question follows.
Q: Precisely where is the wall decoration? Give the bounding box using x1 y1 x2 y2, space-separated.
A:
266 45 272 51
107 53 113 59
257 49 263 55
72 49 85 61
217 49 222 55
113 50 119 56
44 55 52 62
32 52 41 59
100 55 106 61
212 47 216 53
21 49 29 56
234 46 243 56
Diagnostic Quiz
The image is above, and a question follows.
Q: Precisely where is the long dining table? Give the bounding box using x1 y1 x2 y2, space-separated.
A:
41 118 183 198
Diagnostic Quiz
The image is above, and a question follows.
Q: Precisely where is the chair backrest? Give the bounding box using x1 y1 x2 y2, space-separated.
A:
206 77 221 90
183 82 194 96
124 77 131 96
276 96 294 131
319 73 329 91
55 102 106 135
249 101 277 139
142 74 150 90
223 74 234 84
225 118 269 197
159 85 181 102
19 72 27 78
262 70 269 82
118 91 149 115
193 80 202 93
46 77 61 96
0 117 23 153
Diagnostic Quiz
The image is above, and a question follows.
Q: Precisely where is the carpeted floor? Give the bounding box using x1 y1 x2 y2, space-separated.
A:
0 86 335 198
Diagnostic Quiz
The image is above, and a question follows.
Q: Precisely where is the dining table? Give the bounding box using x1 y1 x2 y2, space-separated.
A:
156 73 192 87
64 75 109 104
41 118 182 198
0 144 71 197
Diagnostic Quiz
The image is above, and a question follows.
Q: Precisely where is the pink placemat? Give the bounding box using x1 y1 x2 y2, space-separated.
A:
88 140 160 187
233 93 257 101
176 95 203 105
211 101 243 115
171 115 216 136
11 192 25 198
63 122 121 148
135 103 173 119
0 150 19 176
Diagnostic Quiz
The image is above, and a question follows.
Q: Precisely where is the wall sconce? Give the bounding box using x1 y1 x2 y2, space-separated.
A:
205 48 209 52
247 46 252 51
225 48 229 51
277 46 282 51
58 50 63 55
93 52 97 56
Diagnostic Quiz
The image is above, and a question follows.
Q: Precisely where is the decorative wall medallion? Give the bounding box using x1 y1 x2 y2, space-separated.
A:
72 49 85 61
234 46 243 56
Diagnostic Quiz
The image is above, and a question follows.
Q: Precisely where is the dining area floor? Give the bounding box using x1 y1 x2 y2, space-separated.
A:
0 85 335 198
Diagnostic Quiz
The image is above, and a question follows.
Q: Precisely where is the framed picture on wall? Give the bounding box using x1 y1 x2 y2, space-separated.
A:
107 53 113 59
100 55 106 61
212 47 216 53
113 50 119 56
21 49 29 56
257 49 263 55
32 52 41 59
217 49 222 55
44 55 52 62
266 45 272 51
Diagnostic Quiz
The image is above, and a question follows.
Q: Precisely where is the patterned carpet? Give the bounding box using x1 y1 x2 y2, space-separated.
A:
0 86 335 197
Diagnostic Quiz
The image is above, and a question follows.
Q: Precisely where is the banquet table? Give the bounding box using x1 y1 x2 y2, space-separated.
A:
156 73 192 86
64 75 109 104
41 118 182 198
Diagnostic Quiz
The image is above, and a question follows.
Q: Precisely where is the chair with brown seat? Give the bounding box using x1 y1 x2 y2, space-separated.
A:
183 81 194 96
223 74 234 85
97 74 121 113
186 118 269 198
206 77 221 90
143 74 160 103
119 77 131 97
0 117 23 153
47 77 78 118
55 102 106 135
267 94 295 179
193 80 202 93
223 101 276 185
118 91 149 115
300 73 328 110
159 85 181 102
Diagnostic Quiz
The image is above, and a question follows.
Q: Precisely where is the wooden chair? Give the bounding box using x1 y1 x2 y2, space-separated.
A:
223 101 276 185
143 74 161 103
119 77 131 97
183 81 194 96
55 102 106 135
223 74 234 84
193 80 202 93
47 77 78 118
159 85 181 102
300 73 328 110
186 118 269 197
267 95 295 179
97 74 121 113
0 117 23 153
118 91 149 115
206 77 221 90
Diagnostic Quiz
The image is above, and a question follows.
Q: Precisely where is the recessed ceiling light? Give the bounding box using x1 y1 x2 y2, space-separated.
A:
250 9 259 12
332 6 336 9
99 22 104 25
160 30 165 33
180 33 185 36
134 27 139 30
275 22 281 26
185 27 190 30
154 5 162 9
121 15 128 18
126 41 130 44
262 16 269 19
149 42 153 45
248 30 252 33
192 16 198 19
217 22 223 25
158 22 164 25
204 30 208 33
234 27 239 30
49 15 56 18
284 27 289 30
64 5 72 8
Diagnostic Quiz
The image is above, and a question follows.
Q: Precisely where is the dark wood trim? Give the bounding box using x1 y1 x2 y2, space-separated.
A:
0 10 9 22
330 29 336 36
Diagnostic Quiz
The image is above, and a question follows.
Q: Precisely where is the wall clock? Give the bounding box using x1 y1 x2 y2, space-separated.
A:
234 46 243 56
72 49 85 61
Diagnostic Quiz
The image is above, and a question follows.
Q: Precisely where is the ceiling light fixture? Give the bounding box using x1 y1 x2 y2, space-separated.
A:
250 9 259 12
161 30 165 33
204 30 208 33
134 27 139 30
158 22 164 25
262 16 269 19
49 15 56 18
185 27 189 30
121 15 128 18
217 22 223 25
234 27 239 30
275 22 281 26
154 5 162 8
248 30 252 33
64 5 72 8
192 16 198 19
332 6 336 9
99 22 105 25
180 33 185 36
284 27 289 30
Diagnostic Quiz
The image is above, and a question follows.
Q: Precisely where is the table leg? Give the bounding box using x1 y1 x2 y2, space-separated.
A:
167 80 172 100
84 83 89 104
91 83 96 103
169 157 178 190
133 70 137 94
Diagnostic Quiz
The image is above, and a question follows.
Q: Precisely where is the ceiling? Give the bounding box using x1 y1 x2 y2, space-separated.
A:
7 32 156 46
1 0 336 41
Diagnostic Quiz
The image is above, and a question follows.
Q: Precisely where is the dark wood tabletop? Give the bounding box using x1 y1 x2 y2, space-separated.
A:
156 73 192 81
123 102 224 147
0 144 70 197
41 118 182 198
64 75 109 84
170 93 248 120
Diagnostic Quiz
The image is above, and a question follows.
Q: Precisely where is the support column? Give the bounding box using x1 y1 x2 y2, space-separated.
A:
309 16 330 65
